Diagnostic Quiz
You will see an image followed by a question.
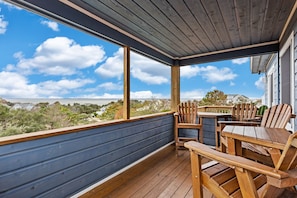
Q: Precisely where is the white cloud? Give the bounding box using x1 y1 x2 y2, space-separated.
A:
0 71 38 98
98 82 122 91
95 49 123 79
130 52 169 84
232 57 249 65
95 48 170 84
0 0 22 10
0 15 8 34
79 90 165 99
41 20 59 31
198 66 237 83
180 89 205 99
180 66 200 78
0 71 94 98
180 65 237 83
12 37 105 75
255 75 265 90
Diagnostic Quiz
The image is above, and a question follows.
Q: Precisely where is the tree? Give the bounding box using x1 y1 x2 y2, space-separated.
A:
199 89 227 106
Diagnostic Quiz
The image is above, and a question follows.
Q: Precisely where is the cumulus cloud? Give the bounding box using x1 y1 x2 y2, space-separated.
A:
0 0 21 9
232 57 249 65
41 20 59 31
180 66 200 78
180 65 237 83
80 90 164 99
98 82 122 91
200 66 237 83
0 71 38 98
0 15 8 34
95 49 123 79
0 71 94 98
95 48 170 84
130 52 169 84
255 75 265 90
11 37 105 75
180 89 205 99
184 65 237 83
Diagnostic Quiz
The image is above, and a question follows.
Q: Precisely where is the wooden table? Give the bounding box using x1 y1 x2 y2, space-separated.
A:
198 112 231 146
222 125 291 165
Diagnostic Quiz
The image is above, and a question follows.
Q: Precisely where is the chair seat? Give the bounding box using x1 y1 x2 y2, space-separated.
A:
202 160 267 197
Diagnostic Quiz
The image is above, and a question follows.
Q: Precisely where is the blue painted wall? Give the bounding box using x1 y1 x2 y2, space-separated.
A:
0 114 174 198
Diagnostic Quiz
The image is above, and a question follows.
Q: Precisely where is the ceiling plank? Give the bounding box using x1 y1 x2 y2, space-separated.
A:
217 0 241 47
186 0 224 50
201 0 233 48
234 0 251 45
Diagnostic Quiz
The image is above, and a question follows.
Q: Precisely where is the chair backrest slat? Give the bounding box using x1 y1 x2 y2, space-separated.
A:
232 103 257 121
177 101 198 124
261 104 292 128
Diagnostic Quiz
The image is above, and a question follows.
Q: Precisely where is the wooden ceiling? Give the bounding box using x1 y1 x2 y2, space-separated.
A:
5 0 297 66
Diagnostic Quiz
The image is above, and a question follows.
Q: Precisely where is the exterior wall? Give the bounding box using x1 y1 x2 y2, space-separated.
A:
265 54 279 106
279 10 297 131
0 114 174 198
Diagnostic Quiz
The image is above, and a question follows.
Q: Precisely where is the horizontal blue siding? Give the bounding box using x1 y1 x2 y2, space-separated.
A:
0 114 174 198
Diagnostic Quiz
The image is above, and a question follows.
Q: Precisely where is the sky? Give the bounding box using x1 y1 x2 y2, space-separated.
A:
0 1 265 100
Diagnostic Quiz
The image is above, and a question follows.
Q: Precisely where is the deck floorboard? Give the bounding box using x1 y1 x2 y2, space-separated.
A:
103 148 210 198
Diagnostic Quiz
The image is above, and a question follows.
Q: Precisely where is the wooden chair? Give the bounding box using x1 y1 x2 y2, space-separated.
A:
232 103 258 121
174 101 202 150
241 104 293 165
185 133 297 198
216 103 259 150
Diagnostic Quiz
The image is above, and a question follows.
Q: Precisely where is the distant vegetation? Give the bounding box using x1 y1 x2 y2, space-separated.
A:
0 89 261 137
0 98 171 137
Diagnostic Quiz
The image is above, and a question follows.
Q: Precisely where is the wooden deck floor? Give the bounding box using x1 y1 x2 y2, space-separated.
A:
85 146 209 198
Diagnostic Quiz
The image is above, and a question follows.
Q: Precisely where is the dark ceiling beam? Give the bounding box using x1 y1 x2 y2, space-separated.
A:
178 42 279 66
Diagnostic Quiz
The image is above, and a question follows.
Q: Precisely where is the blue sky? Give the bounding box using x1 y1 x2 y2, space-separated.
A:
0 1 265 100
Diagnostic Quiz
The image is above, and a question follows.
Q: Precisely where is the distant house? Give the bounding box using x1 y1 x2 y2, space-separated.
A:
226 94 251 104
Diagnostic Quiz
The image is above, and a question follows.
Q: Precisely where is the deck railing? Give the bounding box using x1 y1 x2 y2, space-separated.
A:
0 112 174 198
0 105 237 197
198 105 233 113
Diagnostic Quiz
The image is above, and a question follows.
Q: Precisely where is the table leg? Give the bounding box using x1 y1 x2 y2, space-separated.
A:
227 137 242 156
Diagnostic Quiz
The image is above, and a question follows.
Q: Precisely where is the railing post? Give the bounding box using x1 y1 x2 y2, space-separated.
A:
123 46 130 119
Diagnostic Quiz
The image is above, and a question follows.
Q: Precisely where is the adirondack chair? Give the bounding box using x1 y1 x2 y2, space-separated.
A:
216 103 259 150
232 103 258 121
241 104 293 165
174 101 202 150
185 133 297 198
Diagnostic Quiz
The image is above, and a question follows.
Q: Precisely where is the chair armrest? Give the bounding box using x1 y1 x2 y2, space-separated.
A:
173 112 179 117
184 141 289 179
217 120 260 126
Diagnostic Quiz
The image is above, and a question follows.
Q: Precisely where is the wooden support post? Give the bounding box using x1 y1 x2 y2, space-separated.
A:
123 46 130 120
171 66 180 112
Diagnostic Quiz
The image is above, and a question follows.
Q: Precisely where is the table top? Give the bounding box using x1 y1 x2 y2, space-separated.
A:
198 112 231 118
222 125 290 150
